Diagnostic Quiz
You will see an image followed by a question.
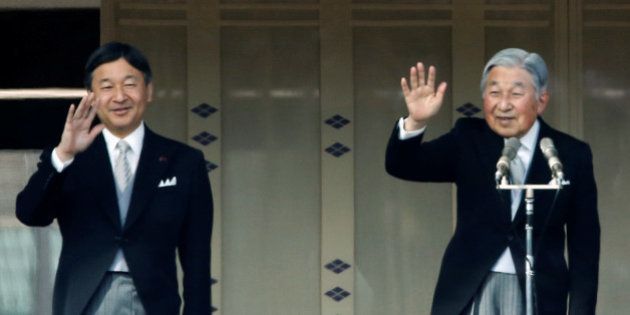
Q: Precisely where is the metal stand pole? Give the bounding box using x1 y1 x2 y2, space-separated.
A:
524 188 535 315
497 181 562 315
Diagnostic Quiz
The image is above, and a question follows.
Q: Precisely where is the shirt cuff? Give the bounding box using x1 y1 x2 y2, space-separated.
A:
51 148 74 173
397 117 426 140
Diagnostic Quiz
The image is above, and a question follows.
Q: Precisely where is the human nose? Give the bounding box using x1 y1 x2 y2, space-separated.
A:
497 95 512 111
113 85 127 102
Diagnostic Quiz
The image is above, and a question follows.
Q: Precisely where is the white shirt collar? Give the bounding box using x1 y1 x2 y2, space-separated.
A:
503 119 540 169
517 119 540 153
102 122 145 156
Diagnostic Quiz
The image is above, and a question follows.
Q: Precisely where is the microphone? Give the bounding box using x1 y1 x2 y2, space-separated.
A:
495 137 521 183
540 137 564 181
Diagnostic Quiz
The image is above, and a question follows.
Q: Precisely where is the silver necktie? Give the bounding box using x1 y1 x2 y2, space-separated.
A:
114 140 132 191
509 148 526 219
510 154 526 185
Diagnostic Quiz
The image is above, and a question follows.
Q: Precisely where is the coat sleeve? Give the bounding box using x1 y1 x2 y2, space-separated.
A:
385 119 460 183
566 144 600 314
178 150 213 314
15 149 65 226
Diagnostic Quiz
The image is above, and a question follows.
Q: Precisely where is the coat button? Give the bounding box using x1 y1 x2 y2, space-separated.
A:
507 234 514 241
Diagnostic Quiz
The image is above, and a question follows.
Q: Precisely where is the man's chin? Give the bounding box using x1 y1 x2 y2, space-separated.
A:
103 121 140 136
489 125 519 138
107 122 132 131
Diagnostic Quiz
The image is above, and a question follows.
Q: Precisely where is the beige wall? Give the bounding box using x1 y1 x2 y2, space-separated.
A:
103 1 628 314
103 0 630 314
2 0 630 314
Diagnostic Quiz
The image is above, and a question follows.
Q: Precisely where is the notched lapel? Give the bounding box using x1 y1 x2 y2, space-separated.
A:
123 131 173 231
79 136 122 229
512 126 555 228
473 126 504 176
473 126 513 227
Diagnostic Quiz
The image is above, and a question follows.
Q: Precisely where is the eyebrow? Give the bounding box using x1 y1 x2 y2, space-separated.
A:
512 81 526 88
97 75 139 85
487 80 527 88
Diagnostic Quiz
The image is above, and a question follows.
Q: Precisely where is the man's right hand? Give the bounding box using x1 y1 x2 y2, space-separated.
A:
55 92 105 162
400 62 448 131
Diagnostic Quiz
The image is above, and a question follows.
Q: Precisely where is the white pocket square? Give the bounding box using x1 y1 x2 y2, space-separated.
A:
158 176 177 188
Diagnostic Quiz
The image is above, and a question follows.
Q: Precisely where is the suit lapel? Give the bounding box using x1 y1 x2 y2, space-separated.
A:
472 123 514 227
124 128 173 231
79 135 122 229
512 119 555 227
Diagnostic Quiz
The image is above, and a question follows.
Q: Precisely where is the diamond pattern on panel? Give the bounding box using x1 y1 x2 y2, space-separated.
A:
456 102 481 117
324 259 351 274
210 277 218 312
325 286 351 302
324 114 351 129
191 103 218 118
325 142 351 157
192 131 217 146
205 160 218 173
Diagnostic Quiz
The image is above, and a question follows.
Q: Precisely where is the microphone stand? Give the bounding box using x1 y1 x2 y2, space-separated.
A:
497 177 564 315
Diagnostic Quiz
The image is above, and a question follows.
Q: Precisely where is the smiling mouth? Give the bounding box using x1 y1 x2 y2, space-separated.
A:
111 107 131 115
496 116 515 125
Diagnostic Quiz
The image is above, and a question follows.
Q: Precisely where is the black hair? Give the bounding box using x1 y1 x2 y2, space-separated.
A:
83 41 152 89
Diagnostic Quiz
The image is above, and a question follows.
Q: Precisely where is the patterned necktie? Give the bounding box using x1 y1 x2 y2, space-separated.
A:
510 153 526 185
509 148 526 219
114 140 132 191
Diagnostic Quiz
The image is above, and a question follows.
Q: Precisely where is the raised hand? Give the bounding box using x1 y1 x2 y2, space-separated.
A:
400 62 448 131
55 92 105 162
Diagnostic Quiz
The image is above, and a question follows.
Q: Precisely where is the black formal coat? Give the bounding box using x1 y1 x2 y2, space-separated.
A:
16 126 213 315
385 117 599 315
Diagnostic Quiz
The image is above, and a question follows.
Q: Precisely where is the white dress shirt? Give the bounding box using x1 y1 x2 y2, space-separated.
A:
51 122 145 174
397 117 541 274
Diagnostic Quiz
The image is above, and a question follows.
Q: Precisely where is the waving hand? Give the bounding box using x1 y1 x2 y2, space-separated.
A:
400 62 448 131
55 92 105 162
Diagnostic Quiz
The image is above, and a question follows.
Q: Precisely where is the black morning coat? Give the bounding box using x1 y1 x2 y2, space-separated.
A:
386 117 599 315
17 126 213 315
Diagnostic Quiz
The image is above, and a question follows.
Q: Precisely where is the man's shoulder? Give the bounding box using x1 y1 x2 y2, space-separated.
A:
453 117 487 129
146 128 205 160
451 117 490 138
540 120 591 152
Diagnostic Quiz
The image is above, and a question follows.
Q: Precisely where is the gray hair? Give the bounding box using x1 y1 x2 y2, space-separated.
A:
480 48 548 98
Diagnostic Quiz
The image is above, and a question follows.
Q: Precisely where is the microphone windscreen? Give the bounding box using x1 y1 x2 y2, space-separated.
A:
540 137 557 158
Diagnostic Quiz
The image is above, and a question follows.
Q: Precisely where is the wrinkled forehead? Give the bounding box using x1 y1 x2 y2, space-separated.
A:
484 66 536 90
